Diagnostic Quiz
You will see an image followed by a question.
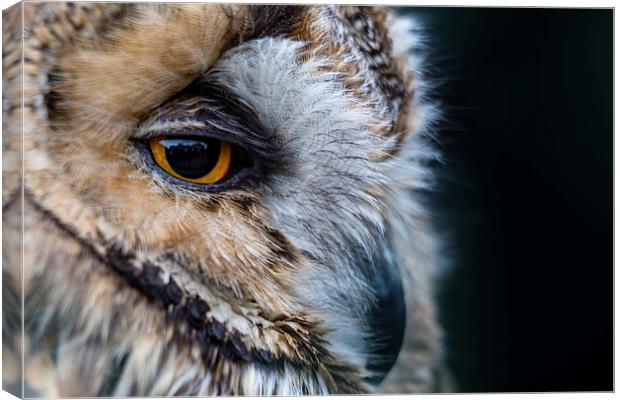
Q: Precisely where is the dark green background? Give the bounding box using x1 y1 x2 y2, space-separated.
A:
398 8 613 392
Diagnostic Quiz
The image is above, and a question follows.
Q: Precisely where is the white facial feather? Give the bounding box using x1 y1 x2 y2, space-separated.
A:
209 18 440 384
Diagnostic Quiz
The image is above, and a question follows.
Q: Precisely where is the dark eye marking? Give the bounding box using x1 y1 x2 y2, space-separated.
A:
135 79 283 192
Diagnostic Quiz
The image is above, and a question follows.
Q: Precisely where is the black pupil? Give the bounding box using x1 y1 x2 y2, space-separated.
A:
162 138 221 179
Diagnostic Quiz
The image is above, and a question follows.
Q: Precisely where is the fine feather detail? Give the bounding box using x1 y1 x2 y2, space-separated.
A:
2 4 445 396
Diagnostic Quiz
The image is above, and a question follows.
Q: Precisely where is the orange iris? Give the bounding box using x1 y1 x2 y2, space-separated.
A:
149 137 232 184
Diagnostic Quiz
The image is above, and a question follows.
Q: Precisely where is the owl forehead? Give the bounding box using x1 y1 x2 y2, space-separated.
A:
41 4 404 139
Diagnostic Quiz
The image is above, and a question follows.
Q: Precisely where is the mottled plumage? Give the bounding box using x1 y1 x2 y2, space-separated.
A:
3 3 448 396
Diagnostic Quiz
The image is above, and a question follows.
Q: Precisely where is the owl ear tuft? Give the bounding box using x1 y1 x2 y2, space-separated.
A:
243 5 307 41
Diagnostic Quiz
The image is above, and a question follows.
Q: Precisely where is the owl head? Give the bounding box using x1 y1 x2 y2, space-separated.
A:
3 3 444 396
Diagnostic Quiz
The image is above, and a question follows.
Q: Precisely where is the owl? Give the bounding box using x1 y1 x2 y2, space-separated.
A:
2 2 449 397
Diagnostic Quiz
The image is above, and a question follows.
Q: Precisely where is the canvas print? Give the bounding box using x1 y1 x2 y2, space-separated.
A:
2 2 613 397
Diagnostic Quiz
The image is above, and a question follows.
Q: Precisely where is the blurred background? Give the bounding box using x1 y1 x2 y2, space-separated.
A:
398 7 613 392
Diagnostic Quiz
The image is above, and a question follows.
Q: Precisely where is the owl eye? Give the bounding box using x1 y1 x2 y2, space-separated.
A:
149 137 232 184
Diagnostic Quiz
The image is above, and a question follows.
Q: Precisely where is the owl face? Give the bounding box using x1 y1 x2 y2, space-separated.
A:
3 3 442 396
